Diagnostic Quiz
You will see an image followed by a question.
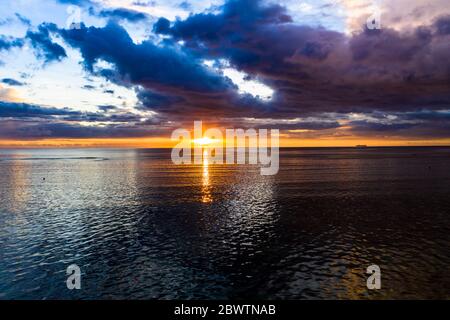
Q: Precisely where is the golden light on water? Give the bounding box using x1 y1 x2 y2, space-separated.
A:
201 149 213 203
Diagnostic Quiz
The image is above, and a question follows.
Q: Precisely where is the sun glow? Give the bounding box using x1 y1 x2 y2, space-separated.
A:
192 137 219 146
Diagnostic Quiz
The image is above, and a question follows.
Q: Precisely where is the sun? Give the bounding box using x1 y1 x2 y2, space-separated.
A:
192 137 219 146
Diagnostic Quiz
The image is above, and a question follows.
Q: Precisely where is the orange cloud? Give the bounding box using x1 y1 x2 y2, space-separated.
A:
0 84 20 102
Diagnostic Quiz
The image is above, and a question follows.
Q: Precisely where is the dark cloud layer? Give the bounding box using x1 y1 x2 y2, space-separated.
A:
154 0 450 116
0 120 167 139
0 101 169 139
0 101 80 118
59 22 233 92
1 0 449 141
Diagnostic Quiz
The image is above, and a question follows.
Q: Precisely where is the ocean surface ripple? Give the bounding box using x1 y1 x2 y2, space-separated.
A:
0 147 449 299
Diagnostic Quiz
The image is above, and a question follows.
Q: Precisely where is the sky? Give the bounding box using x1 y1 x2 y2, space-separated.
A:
0 0 449 147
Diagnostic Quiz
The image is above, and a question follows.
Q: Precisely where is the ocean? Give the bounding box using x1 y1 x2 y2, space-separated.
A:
0 147 449 299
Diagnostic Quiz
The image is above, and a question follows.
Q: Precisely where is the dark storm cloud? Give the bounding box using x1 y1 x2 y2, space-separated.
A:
58 22 233 92
51 21 253 122
39 0 450 119
136 89 185 110
154 0 450 116
26 23 67 63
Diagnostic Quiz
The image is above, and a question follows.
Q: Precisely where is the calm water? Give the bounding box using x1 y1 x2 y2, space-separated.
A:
0 147 449 300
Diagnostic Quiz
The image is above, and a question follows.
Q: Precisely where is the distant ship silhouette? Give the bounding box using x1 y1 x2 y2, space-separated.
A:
355 145 368 148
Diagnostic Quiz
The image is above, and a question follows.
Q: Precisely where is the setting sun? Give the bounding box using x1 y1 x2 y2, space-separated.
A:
192 137 220 146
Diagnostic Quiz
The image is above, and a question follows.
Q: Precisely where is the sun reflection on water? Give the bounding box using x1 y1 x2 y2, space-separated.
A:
201 149 213 203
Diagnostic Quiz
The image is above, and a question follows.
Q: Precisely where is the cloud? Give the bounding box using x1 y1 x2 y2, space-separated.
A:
58 22 232 91
344 109 450 139
14 13 31 26
1 0 450 142
178 1 192 10
97 104 117 112
0 101 81 118
0 100 170 139
152 0 450 116
1 78 25 86
33 122 166 139
435 15 450 35
0 118 168 139
0 84 20 102
0 36 23 51
26 24 67 63
56 0 95 6
338 0 450 33
97 8 150 22
0 100 138 122
25 1 450 119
